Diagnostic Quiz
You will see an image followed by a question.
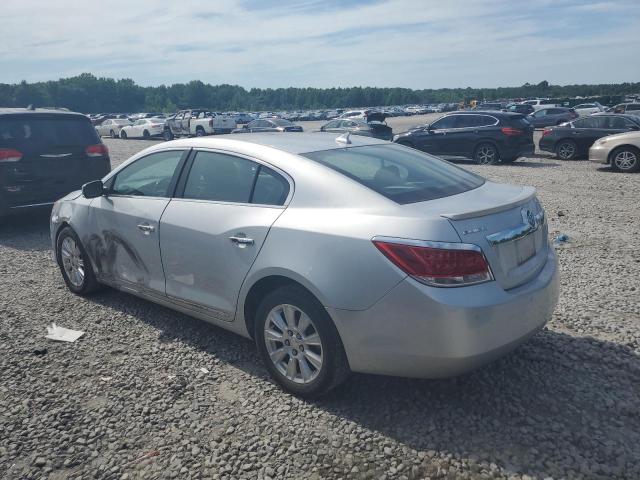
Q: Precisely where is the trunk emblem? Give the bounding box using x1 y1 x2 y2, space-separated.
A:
462 226 487 236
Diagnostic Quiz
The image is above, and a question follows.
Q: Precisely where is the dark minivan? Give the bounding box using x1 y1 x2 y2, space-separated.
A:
393 111 534 164
0 108 110 216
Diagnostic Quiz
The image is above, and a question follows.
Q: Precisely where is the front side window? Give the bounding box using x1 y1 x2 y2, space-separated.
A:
430 115 457 129
302 144 485 204
111 150 184 197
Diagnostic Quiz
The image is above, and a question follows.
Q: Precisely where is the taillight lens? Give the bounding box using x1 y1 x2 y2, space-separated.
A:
0 148 23 162
86 144 109 157
542 128 552 137
501 127 524 136
373 239 493 287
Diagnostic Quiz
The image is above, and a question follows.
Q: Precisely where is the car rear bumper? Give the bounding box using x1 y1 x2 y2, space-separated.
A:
500 141 535 159
328 247 559 378
538 136 555 153
588 144 609 164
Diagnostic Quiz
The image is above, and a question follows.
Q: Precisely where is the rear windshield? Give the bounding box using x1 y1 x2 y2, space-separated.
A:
302 144 485 204
0 115 99 153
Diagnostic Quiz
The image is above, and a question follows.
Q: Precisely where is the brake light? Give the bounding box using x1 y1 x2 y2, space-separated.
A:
0 148 23 162
209 119 213 127
542 128 552 137
373 239 493 287
501 127 524 136
85 144 109 157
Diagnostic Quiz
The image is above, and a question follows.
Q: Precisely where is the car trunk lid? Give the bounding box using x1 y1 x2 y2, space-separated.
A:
405 181 549 290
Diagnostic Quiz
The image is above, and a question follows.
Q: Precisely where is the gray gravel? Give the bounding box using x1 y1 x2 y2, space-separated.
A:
1 126 639 479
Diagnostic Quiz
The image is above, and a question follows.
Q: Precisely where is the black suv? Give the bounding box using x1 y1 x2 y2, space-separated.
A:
0 108 110 216
393 111 534 164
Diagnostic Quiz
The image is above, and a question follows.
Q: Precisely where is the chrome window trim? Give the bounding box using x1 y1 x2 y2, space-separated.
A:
431 114 499 131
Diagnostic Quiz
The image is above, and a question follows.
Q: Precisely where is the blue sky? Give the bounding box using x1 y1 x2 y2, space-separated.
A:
1 0 639 89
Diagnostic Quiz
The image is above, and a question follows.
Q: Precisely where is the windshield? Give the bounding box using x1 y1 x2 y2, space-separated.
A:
302 144 485 204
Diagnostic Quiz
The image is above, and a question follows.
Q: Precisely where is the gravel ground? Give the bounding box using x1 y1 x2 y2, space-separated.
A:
1 124 639 479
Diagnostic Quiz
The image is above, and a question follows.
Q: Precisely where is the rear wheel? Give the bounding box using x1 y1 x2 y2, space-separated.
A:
120 130 128 140
195 127 205 137
556 139 577 160
110 130 116 138
56 227 101 295
474 142 499 165
143 130 150 139
163 129 174 141
610 146 640 173
254 285 349 398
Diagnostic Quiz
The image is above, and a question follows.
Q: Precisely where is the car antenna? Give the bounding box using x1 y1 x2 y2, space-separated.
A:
336 132 351 145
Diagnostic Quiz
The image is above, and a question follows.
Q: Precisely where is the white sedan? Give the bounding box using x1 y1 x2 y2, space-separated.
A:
96 118 132 138
573 102 605 117
120 118 165 139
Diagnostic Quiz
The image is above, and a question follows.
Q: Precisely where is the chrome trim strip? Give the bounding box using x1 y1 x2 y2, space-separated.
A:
40 153 72 158
486 211 545 246
371 235 483 252
10 202 55 209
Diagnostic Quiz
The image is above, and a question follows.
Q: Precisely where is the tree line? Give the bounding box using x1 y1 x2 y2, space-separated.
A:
0 74 638 113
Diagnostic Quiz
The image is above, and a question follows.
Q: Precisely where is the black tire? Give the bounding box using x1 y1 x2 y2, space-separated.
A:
195 127 205 137
163 129 174 141
55 226 101 295
254 285 350 398
610 146 640 173
120 130 127 140
110 130 116 139
473 142 499 165
555 139 577 160
143 130 150 139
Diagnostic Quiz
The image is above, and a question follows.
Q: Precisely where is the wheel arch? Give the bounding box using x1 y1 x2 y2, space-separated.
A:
240 272 329 340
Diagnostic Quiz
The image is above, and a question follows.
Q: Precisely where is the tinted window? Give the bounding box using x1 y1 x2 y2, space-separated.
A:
252 166 289 205
111 150 184 197
324 121 339 129
302 144 485 205
183 151 257 203
431 115 457 129
454 115 479 128
608 116 636 129
272 119 293 126
574 117 608 129
627 104 640 111
0 116 99 153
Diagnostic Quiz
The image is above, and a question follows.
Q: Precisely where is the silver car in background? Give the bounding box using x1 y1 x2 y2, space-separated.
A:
50 133 559 397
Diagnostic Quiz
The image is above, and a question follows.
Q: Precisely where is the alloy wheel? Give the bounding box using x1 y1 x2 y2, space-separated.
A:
60 237 85 287
264 304 323 384
613 150 637 172
476 145 497 164
557 142 576 160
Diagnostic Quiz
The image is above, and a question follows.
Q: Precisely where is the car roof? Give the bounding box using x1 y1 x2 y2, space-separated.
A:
151 132 388 155
0 107 86 117
448 110 519 116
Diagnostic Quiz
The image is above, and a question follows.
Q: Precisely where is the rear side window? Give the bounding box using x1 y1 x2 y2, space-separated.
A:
302 144 485 204
252 166 289 205
0 115 99 153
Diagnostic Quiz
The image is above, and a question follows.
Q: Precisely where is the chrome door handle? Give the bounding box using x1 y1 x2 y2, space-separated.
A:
229 236 254 246
137 223 155 233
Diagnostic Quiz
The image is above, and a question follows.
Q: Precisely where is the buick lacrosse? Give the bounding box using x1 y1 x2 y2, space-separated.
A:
51 133 558 397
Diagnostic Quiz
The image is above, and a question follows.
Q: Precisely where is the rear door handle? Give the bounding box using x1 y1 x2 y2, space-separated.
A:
137 223 155 234
229 236 254 246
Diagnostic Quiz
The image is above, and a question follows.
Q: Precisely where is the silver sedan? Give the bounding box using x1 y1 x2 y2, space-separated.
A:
50 133 559 397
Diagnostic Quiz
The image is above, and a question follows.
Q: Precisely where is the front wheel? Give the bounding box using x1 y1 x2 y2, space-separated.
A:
120 130 128 140
163 129 174 141
143 130 150 139
195 127 205 137
110 130 116 139
610 146 640 173
56 227 101 295
255 285 349 398
474 142 499 165
556 139 577 160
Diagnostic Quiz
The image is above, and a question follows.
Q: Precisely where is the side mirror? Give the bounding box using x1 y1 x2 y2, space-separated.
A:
82 180 105 199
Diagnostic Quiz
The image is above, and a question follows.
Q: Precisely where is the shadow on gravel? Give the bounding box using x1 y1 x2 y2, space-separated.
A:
84 287 640 478
0 209 52 251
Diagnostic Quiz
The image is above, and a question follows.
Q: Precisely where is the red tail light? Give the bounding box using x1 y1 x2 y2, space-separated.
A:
0 148 23 162
373 239 493 287
542 128 552 137
501 127 524 136
86 144 109 157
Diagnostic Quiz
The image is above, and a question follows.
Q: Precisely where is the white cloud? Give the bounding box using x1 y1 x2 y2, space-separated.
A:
1 0 639 88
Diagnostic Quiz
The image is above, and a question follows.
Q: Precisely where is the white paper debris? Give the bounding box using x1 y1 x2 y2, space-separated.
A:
45 323 85 342
199 367 209 374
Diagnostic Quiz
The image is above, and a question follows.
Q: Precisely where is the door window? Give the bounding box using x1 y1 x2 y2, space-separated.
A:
111 150 184 197
182 151 257 203
324 120 339 129
430 115 457 129
533 109 547 117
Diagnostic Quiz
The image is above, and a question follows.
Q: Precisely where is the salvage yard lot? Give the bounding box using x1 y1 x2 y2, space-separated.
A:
1 124 639 479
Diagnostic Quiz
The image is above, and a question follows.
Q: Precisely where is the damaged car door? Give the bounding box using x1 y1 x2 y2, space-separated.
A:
87 149 188 294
